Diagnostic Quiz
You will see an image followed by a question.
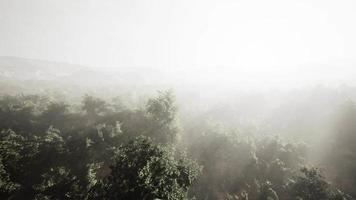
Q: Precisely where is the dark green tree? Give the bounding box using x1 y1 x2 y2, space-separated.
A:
0 129 85 199
88 136 201 200
289 167 353 200
82 95 108 124
146 90 180 144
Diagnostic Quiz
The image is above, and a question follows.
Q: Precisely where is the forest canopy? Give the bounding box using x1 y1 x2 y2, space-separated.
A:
0 89 355 200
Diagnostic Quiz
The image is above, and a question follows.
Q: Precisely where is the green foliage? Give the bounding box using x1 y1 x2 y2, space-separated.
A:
146 90 180 144
187 125 307 200
290 167 330 200
325 101 356 197
89 136 201 200
0 92 202 199
147 90 177 125
82 95 108 124
0 129 84 199
39 102 68 130
289 167 353 200
0 92 354 200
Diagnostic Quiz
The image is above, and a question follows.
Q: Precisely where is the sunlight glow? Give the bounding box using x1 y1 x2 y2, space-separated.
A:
1 0 355 88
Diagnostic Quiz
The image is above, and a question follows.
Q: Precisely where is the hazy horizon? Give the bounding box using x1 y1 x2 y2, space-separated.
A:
1 0 356 89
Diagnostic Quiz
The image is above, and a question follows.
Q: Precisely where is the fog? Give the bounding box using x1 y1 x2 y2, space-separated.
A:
2 0 356 88
1 1 356 200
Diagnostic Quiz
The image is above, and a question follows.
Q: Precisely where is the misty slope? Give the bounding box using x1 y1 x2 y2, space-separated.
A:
2 56 356 143
0 56 84 80
0 56 166 86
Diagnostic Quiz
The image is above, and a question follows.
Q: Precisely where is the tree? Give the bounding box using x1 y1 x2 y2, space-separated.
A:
0 95 36 133
325 100 356 197
0 129 85 199
289 167 353 200
39 102 69 131
88 136 201 200
82 95 108 124
146 90 180 144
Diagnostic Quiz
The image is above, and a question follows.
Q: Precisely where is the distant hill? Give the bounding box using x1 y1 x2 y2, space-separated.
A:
0 56 85 81
0 56 167 86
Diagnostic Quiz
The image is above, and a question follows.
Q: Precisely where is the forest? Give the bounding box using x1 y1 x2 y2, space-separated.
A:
1 82 356 199
2 0 356 199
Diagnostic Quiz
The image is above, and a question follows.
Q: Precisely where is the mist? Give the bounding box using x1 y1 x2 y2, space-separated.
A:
1 0 356 200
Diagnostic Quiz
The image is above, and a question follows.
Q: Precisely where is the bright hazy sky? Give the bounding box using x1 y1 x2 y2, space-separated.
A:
1 0 356 87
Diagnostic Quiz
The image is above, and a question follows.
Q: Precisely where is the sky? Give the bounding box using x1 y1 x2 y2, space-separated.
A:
1 0 356 88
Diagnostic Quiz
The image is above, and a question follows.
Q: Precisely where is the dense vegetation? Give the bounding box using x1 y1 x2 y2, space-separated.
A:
0 91 355 200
